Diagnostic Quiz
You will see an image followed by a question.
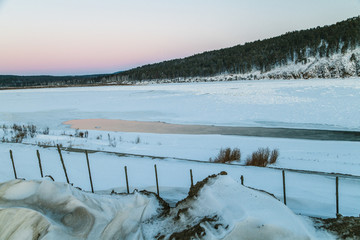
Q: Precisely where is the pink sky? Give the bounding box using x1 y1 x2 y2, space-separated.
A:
1 0 360 75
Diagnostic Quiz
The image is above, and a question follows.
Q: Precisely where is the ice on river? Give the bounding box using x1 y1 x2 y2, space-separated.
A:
0 78 359 130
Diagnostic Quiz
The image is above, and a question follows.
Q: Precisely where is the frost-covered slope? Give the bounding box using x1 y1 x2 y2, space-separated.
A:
0 174 331 239
129 48 360 84
257 48 360 79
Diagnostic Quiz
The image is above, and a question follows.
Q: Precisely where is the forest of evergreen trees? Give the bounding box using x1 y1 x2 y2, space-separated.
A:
1 16 359 88
112 16 360 81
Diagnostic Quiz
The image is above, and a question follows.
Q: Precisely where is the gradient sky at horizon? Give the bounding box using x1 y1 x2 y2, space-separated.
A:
1 0 360 76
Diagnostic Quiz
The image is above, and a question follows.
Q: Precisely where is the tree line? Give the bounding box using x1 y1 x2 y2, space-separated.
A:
0 75 106 88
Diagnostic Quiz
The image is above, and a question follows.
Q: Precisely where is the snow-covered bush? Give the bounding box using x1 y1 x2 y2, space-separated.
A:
0 124 37 143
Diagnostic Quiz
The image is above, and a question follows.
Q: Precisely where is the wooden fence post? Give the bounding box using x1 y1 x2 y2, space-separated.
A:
57 145 69 184
36 150 43 178
124 166 130 194
190 169 194 187
240 175 244 185
282 170 287 205
336 176 339 217
85 151 94 193
154 164 159 196
9 150 17 179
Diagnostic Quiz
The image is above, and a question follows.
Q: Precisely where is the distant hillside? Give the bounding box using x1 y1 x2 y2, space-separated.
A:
1 16 360 88
105 16 360 83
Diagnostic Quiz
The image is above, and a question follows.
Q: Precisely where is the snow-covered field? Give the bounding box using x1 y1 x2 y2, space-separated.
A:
0 78 359 175
0 78 359 239
1 141 360 219
1 78 359 130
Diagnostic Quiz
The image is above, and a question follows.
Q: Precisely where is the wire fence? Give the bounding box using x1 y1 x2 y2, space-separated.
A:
5 144 360 218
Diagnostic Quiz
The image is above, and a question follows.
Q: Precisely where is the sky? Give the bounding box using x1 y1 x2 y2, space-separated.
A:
0 0 359 76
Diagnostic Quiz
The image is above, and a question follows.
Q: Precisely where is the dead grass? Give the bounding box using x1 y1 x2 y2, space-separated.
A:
246 147 279 167
210 148 241 163
269 149 279 164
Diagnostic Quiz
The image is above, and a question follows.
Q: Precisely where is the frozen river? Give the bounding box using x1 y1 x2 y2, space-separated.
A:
1 78 360 131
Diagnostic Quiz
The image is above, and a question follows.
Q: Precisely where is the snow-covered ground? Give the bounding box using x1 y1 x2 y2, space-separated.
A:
0 78 359 175
0 79 359 238
0 141 359 219
2 129 360 176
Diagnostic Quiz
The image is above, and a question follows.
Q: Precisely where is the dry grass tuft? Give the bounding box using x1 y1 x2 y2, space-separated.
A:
210 148 241 163
246 147 279 167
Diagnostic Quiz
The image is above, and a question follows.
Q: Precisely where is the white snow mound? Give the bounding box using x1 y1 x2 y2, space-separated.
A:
0 174 332 239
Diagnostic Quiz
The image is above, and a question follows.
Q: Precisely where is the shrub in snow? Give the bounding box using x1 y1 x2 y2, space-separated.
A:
210 147 241 163
75 128 88 138
3 124 38 143
246 147 279 167
246 147 270 167
108 134 117 147
269 148 279 164
42 127 50 135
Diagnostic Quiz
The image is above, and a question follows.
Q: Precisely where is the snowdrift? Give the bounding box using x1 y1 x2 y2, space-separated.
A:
0 173 331 239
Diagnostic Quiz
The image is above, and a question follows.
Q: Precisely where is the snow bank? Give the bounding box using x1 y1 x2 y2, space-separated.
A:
0 174 332 239
0 179 163 239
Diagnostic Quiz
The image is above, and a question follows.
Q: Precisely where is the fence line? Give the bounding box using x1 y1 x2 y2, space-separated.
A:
6 146 359 218
14 142 360 179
